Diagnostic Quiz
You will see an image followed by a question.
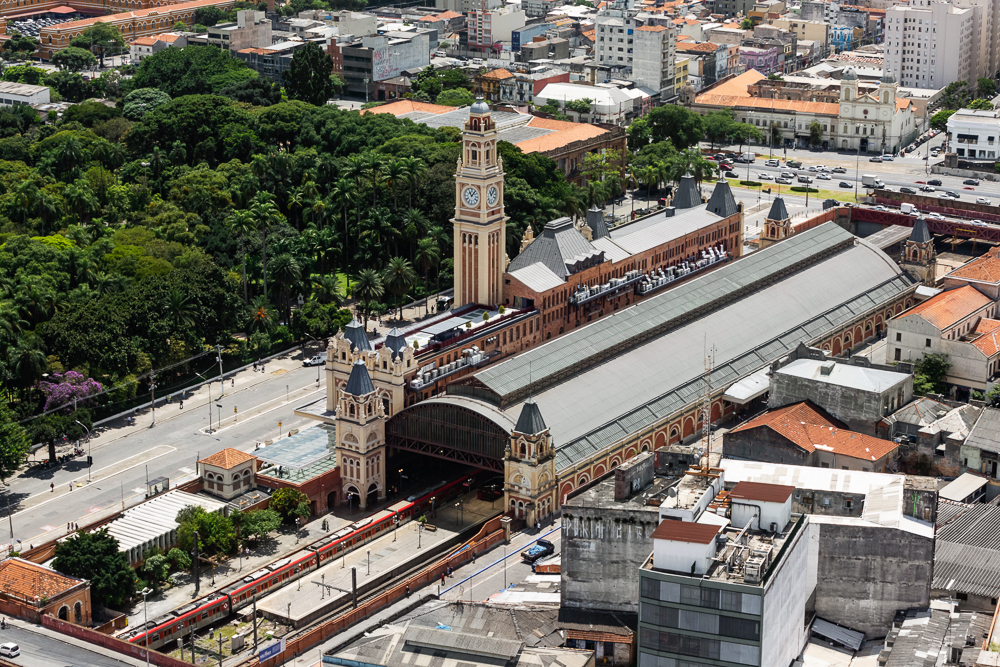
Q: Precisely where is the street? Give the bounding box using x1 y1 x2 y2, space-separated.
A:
1 348 328 553
0 624 144 667
439 528 560 603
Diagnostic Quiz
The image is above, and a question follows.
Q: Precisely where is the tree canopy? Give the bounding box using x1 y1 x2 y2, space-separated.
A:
53 529 135 606
282 42 336 107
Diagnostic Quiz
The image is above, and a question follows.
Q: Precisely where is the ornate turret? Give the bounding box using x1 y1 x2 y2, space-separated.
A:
901 217 936 286
335 360 386 510
326 319 414 417
672 173 702 210
759 195 792 249
505 398 557 527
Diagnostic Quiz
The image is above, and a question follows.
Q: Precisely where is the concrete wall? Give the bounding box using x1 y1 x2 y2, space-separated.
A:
560 508 659 613
761 517 810 667
811 520 932 637
768 371 911 435
723 428 810 466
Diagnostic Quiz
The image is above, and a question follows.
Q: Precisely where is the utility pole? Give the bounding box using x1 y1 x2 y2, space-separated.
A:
6 499 12 539
149 371 157 427
193 530 200 597
699 338 715 469
189 625 195 664
352 567 357 609
216 344 225 396
217 635 223 667
252 594 258 651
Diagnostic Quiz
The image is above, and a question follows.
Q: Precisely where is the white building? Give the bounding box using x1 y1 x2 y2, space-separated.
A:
954 0 1000 84
0 81 49 106
946 108 1000 159
595 11 677 98
884 0 979 90
534 81 636 124
468 5 526 51
838 68 918 153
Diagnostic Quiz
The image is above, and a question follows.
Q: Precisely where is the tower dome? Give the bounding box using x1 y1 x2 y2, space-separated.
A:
842 67 858 81
470 98 490 114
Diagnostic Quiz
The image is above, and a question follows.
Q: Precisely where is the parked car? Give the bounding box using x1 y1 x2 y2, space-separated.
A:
965 179 981 186
900 187 916 194
832 167 847 173
919 185 936 192
776 178 793 184
928 212 946 220
0 644 18 658
757 173 773 180
521 539 555 563
816 173 832 180
839 181 853 188
928 179 943 186
880 155 894 161
977 197 992 205
869 156 883 162
303 355 325 367
725 171 737 178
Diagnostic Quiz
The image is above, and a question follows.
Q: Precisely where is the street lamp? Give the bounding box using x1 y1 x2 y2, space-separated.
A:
194 371 212 433
141 587 153 667
215 404 222 432
74 420 91 482
455 499 464 525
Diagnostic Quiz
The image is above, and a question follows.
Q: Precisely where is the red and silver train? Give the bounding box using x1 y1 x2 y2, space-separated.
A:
122 472 478 650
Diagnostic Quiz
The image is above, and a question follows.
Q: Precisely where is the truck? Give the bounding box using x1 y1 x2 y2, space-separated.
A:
861 174 884 188
521 539 555 563
741 152 755 163
901 202 917 215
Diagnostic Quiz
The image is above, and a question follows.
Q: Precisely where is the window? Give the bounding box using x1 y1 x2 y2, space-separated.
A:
894 348 901 361
925 338 931 347
895 332 902 342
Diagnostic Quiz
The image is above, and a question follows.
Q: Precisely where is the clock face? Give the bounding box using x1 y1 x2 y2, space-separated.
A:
463 186 480 207
487 186 499 207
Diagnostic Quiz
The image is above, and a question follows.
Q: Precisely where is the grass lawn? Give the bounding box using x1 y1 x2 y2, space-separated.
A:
725 179 860 204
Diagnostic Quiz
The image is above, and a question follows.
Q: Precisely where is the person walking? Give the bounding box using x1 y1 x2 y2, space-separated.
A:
50 482 54 493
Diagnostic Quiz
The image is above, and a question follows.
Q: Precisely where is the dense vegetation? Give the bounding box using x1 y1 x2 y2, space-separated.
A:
0 45 597 458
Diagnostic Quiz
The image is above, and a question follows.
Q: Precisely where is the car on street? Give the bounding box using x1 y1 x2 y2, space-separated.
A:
915 180 926 184
0 643 19 658
765 159 780 167
303 355 325 367
757 173 772 180
872 205 890 212
817 166 831 172
964 186 976 191
928 212 946 220
977 197 992 205
869 156 882 162
972 219 987 225
725 171 737 178
965 179 981 186
786 160 802 168
920 185 936 192
807 166 818 172
832 166 847 173
776 178 793 184
521 539 555 563
797 175 814 184
928 179 943 186
839 181 853 188
900 187 916 194
705 156 716 161
780 171 794 178
880 155 894 161
944 191 961 199
816 173 832 180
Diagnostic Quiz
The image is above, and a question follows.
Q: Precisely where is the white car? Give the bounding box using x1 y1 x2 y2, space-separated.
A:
0 643 18 658
816 165 830 172
972 219 987 225
977 197 992 205
757 173 773 180
872 205 889 212
302 354 325 367
806 166 818 172
780 171 795 178
927 212 946 220
816 173 832 180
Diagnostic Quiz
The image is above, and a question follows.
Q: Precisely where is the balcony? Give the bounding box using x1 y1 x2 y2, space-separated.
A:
636 248 730 296
409 348 500 390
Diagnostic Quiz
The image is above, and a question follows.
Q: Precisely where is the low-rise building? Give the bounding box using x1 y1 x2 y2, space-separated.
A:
328 31 434 100
0 558 92 625
880 396 979 465
0 81 50 106
961 408 1000 494
467 5 525 53
534 81 636 125
196 10 271 51
946 108 1000 160
933 502 1000 609
235 41 307 82
199 447 256 500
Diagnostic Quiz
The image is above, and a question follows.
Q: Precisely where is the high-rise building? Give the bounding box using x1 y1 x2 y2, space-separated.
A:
595 11 677 99
884 0 979 90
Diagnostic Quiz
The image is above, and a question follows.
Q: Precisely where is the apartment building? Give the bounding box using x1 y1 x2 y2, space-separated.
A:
947 108 1000 159
884 0 979 90
467 5 526 52
953 0 1000 84
595 12 677 99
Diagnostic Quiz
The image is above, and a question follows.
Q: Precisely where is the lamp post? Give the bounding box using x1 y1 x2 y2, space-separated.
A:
363 76 370 104
141 587 153 667
74 420 91 482
195 371 212 433
149 372 156 427
455 499 464 525
746 111 755 183
503 546 507 588
215 404 222 432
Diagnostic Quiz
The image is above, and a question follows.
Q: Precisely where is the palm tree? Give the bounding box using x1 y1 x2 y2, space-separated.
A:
59 137 84 177
414 237 441 295
246 295 277 335
343 155 366 226
250 193 283 301
10 341 45 401
288 188 306 231
310 275 344 306
13 181 38 224
384 159 406 212
360 152 386 207
401 208 428 258
166 287 196 329
382 257 418 313
226 210 256 304
251 154 270 192
399 156 427 209
353 268 384 330
268 253 302 323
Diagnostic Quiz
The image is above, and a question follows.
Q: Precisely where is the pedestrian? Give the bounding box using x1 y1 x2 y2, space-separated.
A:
232 378 235 388
67 522 71 531
68 483 72 492
536 521 541 532
472 552 476 564
50 482 54 493
180 400 184 409
441 572 445 585
405 585 410 597
253 361 258 372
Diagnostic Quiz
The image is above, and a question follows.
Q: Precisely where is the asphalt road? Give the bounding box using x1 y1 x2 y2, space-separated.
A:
1 352 328 551
0 626 140 667
440 529 561 603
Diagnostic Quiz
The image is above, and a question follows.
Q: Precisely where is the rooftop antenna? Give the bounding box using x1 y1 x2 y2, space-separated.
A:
699 335 715 469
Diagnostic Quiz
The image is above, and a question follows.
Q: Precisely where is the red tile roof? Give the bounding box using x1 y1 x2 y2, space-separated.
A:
360 100 457 116
948 246 1000 284
0 558 83 602
480 68 513 80
42 0 230 33
131 36 158 46
199 448 255 469
651 520 720 544
970 318 1000 356
898 285 991 331
696 93 840 115
730 402 899 462
636 25 669 31
730 481 794 503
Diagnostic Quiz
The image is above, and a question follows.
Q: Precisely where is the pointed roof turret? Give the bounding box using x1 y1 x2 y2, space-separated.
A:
672 173 701 210
344 319 372 352
909 217 932 244
706 179 738 218
344 359 375 397
766 195 789 222
514 398 547 435
384 327 408 359
587 204 609 239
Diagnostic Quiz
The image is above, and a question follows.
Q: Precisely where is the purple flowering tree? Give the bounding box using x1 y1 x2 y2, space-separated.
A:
37 372 103 412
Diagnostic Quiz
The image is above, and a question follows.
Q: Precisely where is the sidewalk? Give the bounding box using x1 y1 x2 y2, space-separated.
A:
11 618 147 667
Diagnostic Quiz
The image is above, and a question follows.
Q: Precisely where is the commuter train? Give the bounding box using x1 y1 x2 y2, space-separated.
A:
122 472 478 650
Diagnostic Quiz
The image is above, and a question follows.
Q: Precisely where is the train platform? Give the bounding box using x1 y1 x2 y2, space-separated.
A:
256 491 500 627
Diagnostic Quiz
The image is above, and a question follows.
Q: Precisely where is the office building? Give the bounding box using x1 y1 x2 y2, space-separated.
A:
884 0 979 90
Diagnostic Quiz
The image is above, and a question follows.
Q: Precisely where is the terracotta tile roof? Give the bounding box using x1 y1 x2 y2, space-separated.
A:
157 32 182 43
700 69 765 97
238 47 270 55
896 98 912 112
970 318 1000 356
0 558 83 602
948 247 1000 284
481 68 513 80
435 10 461 18
730 481 794 503
676 34 693 41
898 285 992 331
677 41 721 52
515 116 608 153
43 0 231 33
636 24 669 31
199 447 255 469
651 520 720 544
695 93 840 115
131 36 158 46
582 29 595 41
360 100 457 116
730 401 899 462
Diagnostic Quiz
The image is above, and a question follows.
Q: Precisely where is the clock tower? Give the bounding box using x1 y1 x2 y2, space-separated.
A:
452 99 507 308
